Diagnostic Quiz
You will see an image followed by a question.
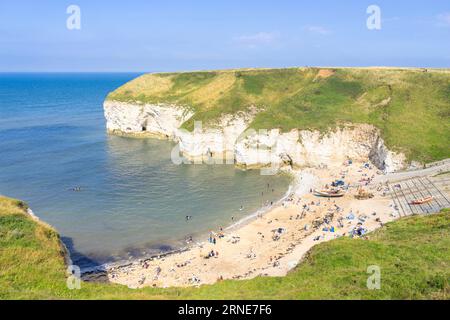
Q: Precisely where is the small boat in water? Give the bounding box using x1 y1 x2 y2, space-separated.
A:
314 189 345 198
410 196 433 205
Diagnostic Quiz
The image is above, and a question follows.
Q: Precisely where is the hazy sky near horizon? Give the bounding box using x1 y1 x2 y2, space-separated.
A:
1 0 449 72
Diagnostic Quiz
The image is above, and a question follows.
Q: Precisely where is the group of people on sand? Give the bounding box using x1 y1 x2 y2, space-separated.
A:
206 250 219 259
208 229 225 245
208 235 217 244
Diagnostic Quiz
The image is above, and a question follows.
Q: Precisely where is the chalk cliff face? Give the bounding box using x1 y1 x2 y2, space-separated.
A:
234 126 405 173
176 110 259 162
104 101 194 139
104 101 405 173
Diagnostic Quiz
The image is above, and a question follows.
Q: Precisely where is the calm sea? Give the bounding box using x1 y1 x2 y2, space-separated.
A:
0 73 291 268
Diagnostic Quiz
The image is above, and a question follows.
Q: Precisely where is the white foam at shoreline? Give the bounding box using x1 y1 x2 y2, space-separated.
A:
225 184 294 231
225 169 319 230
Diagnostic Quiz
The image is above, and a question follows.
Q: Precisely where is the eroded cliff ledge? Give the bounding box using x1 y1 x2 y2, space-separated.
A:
104 100 405 173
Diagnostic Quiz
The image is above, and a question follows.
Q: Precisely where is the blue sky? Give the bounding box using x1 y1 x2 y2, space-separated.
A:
0 0 449 72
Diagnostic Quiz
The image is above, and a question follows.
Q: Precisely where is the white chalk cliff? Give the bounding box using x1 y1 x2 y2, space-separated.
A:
104 101 405 173
104 101 194 139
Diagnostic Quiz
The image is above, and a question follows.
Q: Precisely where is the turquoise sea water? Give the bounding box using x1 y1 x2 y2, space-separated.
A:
0 73 291 268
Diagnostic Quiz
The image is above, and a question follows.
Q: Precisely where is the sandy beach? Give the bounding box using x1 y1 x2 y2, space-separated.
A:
82 160 403 288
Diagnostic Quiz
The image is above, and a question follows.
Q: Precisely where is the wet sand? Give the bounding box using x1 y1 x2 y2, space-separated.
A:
83 161 399 288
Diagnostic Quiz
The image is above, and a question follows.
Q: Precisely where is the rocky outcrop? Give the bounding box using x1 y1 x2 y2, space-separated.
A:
369 136 405 172
234 125 405 173
176 110 259 162
104 100 406 173
104 101 194 139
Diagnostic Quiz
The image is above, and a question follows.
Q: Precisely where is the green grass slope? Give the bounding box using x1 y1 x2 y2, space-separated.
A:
1 196 448 300
107 67 450 163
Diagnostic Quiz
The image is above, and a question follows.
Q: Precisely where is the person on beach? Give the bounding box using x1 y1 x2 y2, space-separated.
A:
153 266 161 280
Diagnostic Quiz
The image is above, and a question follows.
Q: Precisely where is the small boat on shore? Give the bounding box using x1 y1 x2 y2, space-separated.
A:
314 189 345 198
410 196 433 205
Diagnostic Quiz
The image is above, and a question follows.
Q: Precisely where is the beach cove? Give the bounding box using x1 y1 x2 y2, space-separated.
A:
83 160 403 288
83 67 450 288
2 69 449 291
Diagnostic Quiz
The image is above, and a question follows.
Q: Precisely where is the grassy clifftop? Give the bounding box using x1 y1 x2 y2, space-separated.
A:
1 195 448 299
106 67 450 163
